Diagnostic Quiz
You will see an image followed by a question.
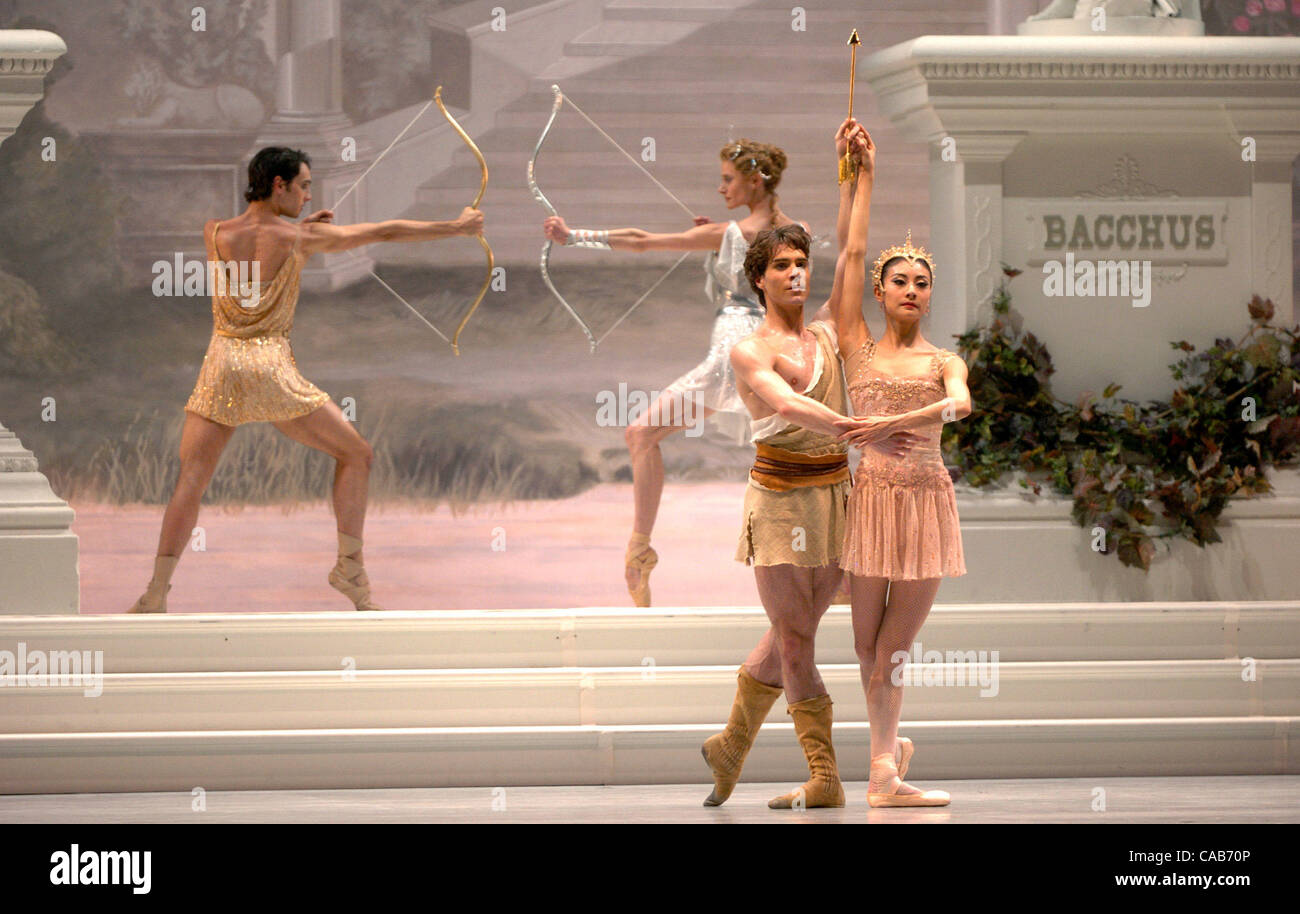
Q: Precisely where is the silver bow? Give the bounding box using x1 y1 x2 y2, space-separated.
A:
527 84 696 353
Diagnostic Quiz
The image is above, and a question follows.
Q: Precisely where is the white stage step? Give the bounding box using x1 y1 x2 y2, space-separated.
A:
3 603 1296 793
2 718 1293 795
5 661 1297 733
3 602 1295 672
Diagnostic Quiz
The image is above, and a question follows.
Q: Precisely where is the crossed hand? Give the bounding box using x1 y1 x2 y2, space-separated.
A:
835 118 876 177
834 415 925 457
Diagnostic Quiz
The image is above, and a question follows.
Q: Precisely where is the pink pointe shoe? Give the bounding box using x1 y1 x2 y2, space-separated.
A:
868 750 949 808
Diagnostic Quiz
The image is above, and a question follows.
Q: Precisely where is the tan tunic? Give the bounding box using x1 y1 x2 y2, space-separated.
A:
735 320 851 567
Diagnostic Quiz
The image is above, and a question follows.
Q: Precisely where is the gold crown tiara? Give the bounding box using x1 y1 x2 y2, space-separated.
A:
871 230 934 291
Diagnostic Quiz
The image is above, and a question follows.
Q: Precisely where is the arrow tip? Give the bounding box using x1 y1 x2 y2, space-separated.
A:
848 29 860 46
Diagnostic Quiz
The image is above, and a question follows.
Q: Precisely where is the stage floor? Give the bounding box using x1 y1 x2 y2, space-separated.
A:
2 776 1296 824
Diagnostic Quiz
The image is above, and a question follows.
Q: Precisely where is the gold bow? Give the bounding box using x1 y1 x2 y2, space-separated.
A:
434 86 493 356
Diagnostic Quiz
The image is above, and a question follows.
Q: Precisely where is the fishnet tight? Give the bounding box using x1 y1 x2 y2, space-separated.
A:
851 574 942 796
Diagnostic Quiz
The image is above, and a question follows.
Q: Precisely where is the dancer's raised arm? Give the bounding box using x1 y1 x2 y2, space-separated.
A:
829 125 875 356
811 118 861 330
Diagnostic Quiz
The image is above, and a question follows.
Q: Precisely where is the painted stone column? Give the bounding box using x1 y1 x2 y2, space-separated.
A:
0 30 78 614
252 0 371 291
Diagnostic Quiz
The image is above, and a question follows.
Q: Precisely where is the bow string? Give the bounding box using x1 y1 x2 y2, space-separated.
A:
528 84 698 352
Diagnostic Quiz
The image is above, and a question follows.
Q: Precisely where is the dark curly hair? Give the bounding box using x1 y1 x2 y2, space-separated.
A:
743 223 811 306
244 147 311 202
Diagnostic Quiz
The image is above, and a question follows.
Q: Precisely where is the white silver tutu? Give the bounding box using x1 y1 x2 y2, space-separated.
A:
665 221 768 442
663 302 764 414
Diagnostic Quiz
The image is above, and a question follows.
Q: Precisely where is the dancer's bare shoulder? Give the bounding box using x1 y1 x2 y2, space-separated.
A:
204 215 297 267
729 332 773 373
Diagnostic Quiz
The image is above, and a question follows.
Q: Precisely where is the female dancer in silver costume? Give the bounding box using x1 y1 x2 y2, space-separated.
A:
543 139 803 606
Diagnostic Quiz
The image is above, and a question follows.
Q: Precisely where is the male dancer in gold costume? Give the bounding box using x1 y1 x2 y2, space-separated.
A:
127 147 483 613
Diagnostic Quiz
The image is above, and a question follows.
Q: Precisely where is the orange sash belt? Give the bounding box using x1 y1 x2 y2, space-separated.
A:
750 443 850 491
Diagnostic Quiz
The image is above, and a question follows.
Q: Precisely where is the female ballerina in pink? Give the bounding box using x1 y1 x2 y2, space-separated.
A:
833 124 972 807
543 139 803 606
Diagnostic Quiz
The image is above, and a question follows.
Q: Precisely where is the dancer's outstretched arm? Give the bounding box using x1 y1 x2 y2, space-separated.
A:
301 207 484 255
731 341 859 438
731 341 910 447
842 358 973 449
543 215 725 252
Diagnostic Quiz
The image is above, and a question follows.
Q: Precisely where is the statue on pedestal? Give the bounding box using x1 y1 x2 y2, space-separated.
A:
1029 0 1202 20
1022 0 1205 34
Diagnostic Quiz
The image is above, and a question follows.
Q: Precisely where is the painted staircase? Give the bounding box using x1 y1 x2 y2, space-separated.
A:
384 0 988 266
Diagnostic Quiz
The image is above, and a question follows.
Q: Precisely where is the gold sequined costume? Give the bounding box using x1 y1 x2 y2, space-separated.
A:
184 222 330 426
840 338 966 580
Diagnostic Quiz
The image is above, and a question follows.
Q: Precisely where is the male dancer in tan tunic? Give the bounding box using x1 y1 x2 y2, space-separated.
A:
702 122 920 808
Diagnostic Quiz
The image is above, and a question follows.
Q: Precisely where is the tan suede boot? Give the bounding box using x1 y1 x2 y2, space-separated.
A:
768 694 846 809
701 667 783 806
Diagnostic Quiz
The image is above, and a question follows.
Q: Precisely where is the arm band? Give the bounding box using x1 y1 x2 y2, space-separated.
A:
566 228 612 250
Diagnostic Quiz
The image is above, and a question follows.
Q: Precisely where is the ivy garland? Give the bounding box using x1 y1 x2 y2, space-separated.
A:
941 266 1300 571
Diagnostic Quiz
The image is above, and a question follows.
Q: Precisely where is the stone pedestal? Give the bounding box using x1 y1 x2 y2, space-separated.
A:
0 424 78 614
1019 18 1204 37
861 35 1300 404
0 30 78 615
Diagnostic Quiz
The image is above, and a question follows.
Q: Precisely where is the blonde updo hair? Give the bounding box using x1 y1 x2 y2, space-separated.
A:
720 139 788 225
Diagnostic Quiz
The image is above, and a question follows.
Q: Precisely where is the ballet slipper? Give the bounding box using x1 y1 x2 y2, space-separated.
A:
768 694 846 809
701 667 783 806
867 751 950 808
127 555 180 614
624 532 658 608
897 736 913 780
329 531 384 611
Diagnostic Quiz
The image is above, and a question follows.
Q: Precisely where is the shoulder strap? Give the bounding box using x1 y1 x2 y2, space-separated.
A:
932 349 953 374
807 319 827 348
210 221 225 262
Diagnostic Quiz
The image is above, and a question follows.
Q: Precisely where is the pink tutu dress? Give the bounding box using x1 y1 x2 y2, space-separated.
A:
839 337 967 580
